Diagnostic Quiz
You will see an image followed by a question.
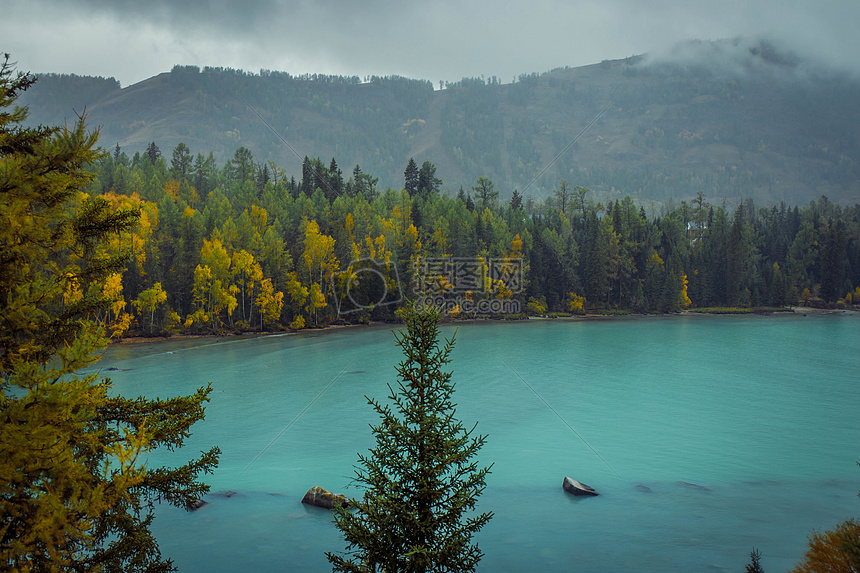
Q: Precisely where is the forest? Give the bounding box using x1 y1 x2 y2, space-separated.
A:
83 140 860 337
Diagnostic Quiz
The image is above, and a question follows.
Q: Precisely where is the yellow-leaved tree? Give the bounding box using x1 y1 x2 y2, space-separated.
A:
790 519 860 573
0 56 219 571
133 282 168 333
567 293 587 315
284 271 309 330
302 220 338 325
231 249 263 325
101 272 133 338
255 278 284 330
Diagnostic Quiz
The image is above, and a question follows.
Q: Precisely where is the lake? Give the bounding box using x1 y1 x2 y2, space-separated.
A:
100 312 860 572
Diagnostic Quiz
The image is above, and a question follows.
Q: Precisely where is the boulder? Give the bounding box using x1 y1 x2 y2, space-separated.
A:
301 486 351 509
562 476 599 496
186 499 208 511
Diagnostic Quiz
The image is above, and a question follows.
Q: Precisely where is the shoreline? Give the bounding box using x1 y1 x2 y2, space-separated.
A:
113 322 361 345
113 306 856 346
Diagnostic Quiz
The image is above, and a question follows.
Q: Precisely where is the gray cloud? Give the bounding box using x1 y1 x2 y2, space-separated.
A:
3 0 858 87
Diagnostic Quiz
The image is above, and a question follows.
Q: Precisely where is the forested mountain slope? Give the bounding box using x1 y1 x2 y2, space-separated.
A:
18 38 860 206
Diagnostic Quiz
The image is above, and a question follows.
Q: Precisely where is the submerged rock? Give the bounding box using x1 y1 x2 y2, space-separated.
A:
186 499 208 511
563 477 599 496
677 481 711 491
301 486 351 509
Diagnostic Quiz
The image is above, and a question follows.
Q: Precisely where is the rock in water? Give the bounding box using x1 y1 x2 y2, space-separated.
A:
301 486 351 509
676 481 711 492
563 476 599 496
186 499 208 511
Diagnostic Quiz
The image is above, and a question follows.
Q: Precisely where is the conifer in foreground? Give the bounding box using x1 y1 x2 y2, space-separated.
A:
0 54 219 572
328 306 492 572
746 547 764 573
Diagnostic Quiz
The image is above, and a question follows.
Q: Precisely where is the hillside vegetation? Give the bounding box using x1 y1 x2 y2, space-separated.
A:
18 38 860 207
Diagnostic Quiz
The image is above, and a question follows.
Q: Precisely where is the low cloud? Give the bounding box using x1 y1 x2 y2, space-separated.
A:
2 0 858 87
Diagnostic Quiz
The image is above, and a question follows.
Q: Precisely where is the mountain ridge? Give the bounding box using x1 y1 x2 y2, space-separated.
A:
17 37 860 207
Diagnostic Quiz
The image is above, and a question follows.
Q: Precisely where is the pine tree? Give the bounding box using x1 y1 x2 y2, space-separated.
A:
726 203 748 305
417 160 441 198
746 547 764 573
819 220 846 303
510 188 523 211
471 176 497 211
404 157 419 196
302 156 314 195
169 142 192 181
329 157 344 197
582 209 609 305
145 141 161 165
328 307 493 572
553 179 571 216
0 55 219 572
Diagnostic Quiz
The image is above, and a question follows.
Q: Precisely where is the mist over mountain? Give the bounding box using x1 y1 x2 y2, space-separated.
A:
18 37 860 207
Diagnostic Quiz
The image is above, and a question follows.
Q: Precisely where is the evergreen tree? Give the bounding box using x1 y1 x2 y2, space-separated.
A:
309 157 329 199
145 141 161 165
169 142 192 181
746 547 764 573
227 146 255 185
660 250 687 312
510 188 523 211
354 171 379 202
726 203 748 305
471 176 497 210
553 179 571 216
328 307 493 572
192 152 218 200
819 220 846 302
417 160 442 198
574 186 590 226
0 56 219 572
581 209 608 305
329 157 344 198
404 157 419 196
301 156 314 196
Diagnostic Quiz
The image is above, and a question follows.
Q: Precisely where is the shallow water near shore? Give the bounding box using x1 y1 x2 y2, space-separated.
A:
102 313 860 572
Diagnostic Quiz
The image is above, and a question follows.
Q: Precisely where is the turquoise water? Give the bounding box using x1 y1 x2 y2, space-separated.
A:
101 313 860 572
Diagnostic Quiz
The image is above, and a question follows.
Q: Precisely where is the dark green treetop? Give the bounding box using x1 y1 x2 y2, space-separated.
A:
404 157 418 196
746 547 764 573
328 306 493 573
417 160 441 198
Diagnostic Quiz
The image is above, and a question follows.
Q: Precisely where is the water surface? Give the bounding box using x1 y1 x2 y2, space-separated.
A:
102 313 860 572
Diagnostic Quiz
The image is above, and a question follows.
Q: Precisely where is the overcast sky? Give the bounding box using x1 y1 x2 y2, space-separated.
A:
4 0 859 87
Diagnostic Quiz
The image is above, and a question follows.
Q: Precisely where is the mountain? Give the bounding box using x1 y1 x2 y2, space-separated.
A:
18 37 860 207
